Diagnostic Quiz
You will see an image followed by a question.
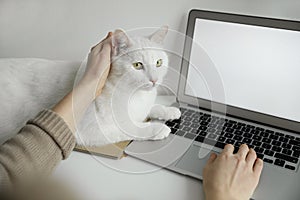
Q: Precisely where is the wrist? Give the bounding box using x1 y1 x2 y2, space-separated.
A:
205 190 240 200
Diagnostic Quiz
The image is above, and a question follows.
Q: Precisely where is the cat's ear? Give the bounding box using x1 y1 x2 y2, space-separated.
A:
112 29 131 55
149 25 168 44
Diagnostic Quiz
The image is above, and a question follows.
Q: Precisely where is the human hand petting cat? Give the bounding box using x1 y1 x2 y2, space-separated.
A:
82 32 112 98
53 32 113 133
203 144 263 200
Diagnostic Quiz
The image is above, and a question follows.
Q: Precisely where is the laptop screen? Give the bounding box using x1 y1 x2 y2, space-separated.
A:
185 18 300 122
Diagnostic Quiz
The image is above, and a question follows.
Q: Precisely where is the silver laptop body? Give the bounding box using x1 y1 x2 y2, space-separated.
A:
125 10 300 199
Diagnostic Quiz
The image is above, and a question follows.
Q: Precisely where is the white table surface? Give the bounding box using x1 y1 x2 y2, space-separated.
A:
53 96 205 200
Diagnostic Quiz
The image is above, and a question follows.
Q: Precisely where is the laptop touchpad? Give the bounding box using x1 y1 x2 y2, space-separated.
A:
175 144 218 177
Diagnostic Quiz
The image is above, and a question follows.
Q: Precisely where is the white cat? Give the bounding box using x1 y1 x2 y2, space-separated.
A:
0 26 181 146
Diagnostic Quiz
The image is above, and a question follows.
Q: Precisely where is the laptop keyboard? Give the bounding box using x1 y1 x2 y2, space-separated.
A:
165 107 300 171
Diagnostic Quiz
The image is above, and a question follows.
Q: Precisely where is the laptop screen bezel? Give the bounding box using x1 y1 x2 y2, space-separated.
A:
177 9 300 133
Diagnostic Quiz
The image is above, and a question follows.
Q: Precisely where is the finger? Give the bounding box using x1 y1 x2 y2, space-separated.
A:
221 144 234 155
207 152 217 164
253 158 264 177
91 32 112 53
100 40 112 55
246 148 257 166
237 144 249 159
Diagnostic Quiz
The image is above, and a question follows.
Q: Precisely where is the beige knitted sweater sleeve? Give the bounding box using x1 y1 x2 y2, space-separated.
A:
0 109 76 189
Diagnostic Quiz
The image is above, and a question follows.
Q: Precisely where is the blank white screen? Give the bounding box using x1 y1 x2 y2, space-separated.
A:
185 18 300 122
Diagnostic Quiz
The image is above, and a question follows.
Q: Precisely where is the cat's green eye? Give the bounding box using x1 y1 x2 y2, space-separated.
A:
132 62 144 70
156 59 163 67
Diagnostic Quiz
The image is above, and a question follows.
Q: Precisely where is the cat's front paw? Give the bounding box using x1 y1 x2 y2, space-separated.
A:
164 107 181 121
151 123 171 140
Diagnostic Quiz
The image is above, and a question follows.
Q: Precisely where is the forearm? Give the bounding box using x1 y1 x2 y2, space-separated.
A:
0 110 75 190
52 78 98 133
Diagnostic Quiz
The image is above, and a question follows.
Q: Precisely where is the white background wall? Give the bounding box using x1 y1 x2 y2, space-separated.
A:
1 0 300 92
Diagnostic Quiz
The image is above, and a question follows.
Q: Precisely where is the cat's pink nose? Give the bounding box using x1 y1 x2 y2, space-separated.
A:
150 79 157 85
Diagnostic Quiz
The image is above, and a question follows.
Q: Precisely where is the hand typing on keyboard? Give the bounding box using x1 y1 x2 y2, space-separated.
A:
202 144 263 200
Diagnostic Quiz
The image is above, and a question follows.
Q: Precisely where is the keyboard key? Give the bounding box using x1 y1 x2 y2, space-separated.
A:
252 140 262 147
207 134 218 139
282 148 292 155
199 131 207 137
272 140 282 147
199 126 207 131
191 124 199 129
172 118 181 124
200 121 209 126
263 158 273 164
215 142 226 149
289 139 300 146
173 124 180 129
203 138 217 146
285 135 295 139
243 133 252 138
256 127 265 131
183 121 191 126
207 128 217 134
285 165 296 171
252 135 262 141
282 143 292 149
293 151 300 158
228 120 237 124
242 127 252 132
259 132 269 137
166 121 175 127
246 124 255 129
292 146 300 151
218 136 226 142
233 135 243 141
262 138 271 143
208 124 217 128
195 136 205 142
254 147 264 154
184 133 197 140
183 126 191 132
226 139 235 144
265 129 274 134
225 128 235 133
224 123 233 128
274 159 285 167
264 150 275 156
242 138 252 144
275 132 284 136
275 153 298 163
251 129 261 135
237 122 246 126
176 130 185 136
256 153 264 159
262 143 271 149
192 119 200 123
270 134 279 140
234 130 244 135
279 137 288 143
235 141 243 147
224 133 234 138
170 128 178 134
232 124 242 130
190 128 198 134
272 146 282 152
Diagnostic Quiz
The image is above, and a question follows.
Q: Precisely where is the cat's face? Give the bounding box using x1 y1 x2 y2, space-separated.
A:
111 26 169 91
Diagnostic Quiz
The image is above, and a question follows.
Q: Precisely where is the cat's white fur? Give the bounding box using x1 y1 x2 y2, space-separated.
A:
0 26 181 146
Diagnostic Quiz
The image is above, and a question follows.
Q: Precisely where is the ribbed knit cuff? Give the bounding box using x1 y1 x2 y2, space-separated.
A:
28 109 76 159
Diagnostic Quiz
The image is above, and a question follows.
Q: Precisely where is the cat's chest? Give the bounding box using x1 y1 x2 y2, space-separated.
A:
128 89 157 122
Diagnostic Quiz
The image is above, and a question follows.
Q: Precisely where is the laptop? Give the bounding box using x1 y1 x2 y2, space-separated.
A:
125 9 300 199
